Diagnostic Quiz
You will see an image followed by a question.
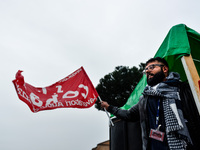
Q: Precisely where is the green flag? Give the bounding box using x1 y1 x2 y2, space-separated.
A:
121 24 200 110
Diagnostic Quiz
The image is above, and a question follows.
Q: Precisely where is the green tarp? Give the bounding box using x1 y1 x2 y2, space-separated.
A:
121 24 200 110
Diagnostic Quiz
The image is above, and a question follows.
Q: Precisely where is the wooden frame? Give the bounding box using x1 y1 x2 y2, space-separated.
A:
181 55 200 114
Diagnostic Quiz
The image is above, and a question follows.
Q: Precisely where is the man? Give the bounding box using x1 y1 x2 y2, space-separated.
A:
101 57 200 150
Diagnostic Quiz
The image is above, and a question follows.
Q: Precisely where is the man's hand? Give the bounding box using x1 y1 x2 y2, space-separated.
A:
100 101 110 110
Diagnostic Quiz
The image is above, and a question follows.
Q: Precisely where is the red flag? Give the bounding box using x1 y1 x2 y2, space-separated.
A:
12 67 99 112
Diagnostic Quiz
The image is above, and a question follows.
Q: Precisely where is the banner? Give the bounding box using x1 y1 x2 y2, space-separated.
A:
12 67 99 112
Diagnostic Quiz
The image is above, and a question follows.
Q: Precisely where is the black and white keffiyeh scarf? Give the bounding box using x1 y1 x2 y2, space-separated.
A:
143 72 192 150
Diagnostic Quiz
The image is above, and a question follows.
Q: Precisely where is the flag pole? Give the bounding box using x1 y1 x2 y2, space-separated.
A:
98 96 114 126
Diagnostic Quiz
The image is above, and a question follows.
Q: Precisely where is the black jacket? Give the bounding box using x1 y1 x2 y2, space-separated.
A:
108 81 200 150
108 93 149 150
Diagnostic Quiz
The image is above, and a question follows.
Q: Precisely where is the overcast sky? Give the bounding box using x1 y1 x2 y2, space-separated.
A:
1 0 200 150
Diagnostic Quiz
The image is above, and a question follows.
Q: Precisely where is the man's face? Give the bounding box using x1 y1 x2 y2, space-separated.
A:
144 61 166 86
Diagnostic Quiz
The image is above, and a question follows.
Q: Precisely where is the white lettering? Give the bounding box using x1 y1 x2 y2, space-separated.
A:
58 102 64 107
58 68 82 83
30 93 43 107
42 88 47 94
23 92 29 100
15 83 31 102
78 84 88 99
65 96 97 107
56 85 63 93
63 91 79 99
46 94 58 107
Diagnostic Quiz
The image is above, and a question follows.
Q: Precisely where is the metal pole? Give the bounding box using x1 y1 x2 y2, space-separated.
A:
98 96 114 126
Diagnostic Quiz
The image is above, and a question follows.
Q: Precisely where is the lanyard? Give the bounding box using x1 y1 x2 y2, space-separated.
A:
155 99 160 128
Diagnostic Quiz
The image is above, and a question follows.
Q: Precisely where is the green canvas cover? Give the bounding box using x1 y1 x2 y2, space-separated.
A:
121 24 200 110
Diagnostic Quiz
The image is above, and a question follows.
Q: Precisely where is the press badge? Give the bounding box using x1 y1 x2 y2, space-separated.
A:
149 128 165 142
149 100 165 142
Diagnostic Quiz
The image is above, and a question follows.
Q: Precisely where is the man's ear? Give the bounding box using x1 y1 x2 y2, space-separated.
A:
162 66 169 74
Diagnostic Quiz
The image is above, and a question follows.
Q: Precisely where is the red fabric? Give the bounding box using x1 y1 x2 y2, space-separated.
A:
12 67 99 112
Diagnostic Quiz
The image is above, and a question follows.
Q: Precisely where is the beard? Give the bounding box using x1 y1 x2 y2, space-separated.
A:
147 69 165 86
